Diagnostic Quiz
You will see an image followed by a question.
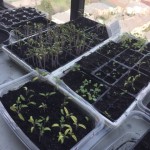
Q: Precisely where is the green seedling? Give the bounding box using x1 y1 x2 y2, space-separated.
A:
10 95 27 121
124 74 141 91
76 79 103 102
28 116 51 141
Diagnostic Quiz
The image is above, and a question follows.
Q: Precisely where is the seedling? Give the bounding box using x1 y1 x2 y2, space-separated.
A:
39 91 56 99
124 74 141 91
72 64 81 72
39 102 47 112
120 34 146 50
28 116 51 141
53 119 77 144
76 79 103 102
71 115 86 130
23 86 34 97
60 107 73 119
10 95 27 121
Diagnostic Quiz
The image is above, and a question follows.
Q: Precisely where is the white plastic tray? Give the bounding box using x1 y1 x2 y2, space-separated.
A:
0 71 106 150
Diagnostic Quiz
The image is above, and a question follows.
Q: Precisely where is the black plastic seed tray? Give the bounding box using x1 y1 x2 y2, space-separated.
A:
0 7 44 30
92 60 128 85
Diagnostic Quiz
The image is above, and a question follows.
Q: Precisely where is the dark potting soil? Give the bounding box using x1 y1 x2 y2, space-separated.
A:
116 69 150 96
97 41 124 59
94 61 128 85
94 87 135 121
115 49 143 68
77 52 108 73
135 56 150 76
62 70 108 104
0 79 94 150
133 131 150 150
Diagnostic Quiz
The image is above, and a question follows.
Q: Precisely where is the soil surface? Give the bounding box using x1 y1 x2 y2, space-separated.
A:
0 79 94 150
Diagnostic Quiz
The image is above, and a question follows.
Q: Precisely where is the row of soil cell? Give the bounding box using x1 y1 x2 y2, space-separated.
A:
77 52 109 74
94 87 135 121
96 41 125 59
77 40 128 75
92 60 128 85
11 17 56 40
0 7 43 28
115 49 144 68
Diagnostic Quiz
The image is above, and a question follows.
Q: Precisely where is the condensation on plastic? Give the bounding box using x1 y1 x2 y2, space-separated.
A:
0 71 106 150
91 111 150 150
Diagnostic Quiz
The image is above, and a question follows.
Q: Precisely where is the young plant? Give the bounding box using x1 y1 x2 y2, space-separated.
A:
10 95 28 121
76 79 103 102
52 116 69 131
53 121 77 144
28 116 51 141
57 125 77 144
71 64 81 72
39 91 56 99
38 102 47 112
23 86 34 96
124 74 141 91
60 107 73 119
71 116 86 130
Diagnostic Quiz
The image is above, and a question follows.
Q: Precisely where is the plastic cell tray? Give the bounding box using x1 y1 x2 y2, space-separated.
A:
0 72 105 150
